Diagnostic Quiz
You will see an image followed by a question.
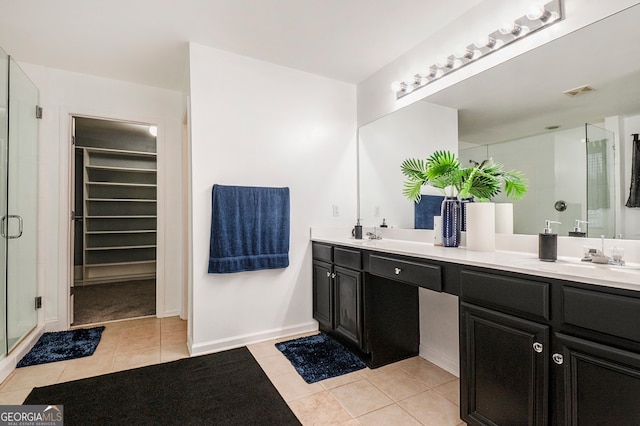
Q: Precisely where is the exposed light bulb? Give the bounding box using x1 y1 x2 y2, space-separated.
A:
474 36 496 49
500 22 522 36
391 0 562 101
436 57 453 69
149 125 157 137
526 5 546 20
454 47 474 60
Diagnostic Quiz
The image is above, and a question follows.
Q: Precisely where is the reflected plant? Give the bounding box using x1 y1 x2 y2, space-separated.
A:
401 150 527 202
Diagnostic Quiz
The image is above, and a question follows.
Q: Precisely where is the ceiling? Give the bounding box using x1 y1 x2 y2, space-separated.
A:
0 0 485 91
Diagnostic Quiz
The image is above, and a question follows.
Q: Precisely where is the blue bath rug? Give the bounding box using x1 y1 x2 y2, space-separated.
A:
17 326 105 368
275 333 366 383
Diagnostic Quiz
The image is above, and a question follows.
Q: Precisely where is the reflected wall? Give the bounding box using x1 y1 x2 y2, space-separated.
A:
461 124 616 237
358 101 457 228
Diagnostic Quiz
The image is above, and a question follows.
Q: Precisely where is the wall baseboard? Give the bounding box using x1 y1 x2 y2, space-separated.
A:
0 325 45 385
420 343 460 378
189 321 318 356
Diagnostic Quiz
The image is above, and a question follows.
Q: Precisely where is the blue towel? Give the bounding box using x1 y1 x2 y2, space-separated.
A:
414 195 445 229
208 184 290 274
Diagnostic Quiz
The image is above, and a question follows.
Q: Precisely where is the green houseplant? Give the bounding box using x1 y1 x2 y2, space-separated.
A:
400 150 527 247
400 150 527 202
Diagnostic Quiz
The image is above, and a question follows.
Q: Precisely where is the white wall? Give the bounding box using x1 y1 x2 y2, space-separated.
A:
19 63 185 330
187 43 357 354
357 0 640 127
359 101 458 229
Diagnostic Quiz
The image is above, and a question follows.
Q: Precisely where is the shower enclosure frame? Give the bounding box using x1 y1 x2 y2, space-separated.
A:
0 47 40 359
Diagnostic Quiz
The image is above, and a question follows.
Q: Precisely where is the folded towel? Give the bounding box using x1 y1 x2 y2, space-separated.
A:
208 184 290 273
414 195 444 229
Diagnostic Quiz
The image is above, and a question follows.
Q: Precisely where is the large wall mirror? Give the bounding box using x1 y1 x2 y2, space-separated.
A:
358 4 640 240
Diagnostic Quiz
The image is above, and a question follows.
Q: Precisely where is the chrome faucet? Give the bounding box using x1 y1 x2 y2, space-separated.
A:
367 227 382 240
584 247 610 264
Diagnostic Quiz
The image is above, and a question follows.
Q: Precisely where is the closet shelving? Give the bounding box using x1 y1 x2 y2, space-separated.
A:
81 146 157 284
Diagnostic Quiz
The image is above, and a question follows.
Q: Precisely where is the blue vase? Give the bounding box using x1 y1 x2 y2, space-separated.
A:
460 198 474 232
441 197 461 247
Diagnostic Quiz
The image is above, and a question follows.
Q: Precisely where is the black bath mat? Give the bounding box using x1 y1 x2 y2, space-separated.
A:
17 326 105 368
24 347 301 425
276 333 366 383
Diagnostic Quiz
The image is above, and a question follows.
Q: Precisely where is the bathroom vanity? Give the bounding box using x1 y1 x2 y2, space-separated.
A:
311 235 640 425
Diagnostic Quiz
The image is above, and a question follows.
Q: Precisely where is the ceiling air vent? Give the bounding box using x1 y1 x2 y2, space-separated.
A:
563 85 596 97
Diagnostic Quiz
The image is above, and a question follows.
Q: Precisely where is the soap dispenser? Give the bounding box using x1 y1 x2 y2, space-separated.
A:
353 219 363 240
568 220 588 237
539 220 561 262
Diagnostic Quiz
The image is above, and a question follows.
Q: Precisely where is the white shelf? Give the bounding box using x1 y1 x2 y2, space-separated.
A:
85 146 157 157
87 198 157 202
86 182 157 188
85 260 157 268
81 145 158 285
86 244 157 251
86 165 157 173
87 230 156 235
86 215 157 219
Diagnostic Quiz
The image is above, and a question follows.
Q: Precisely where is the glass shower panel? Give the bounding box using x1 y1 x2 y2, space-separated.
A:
585 124 615 238
0 48 8 359
6 57 38 352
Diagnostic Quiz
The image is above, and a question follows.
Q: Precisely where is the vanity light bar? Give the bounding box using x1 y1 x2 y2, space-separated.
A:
392 0 563 99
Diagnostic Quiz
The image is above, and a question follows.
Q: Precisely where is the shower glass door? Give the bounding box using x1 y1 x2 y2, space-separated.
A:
0 48 8 359
585 123 615 238
6 57 38 352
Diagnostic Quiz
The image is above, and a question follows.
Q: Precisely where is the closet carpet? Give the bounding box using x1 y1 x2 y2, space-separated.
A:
73 279 155 325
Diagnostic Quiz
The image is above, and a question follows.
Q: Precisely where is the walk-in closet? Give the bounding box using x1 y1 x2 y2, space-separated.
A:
72 117 157 325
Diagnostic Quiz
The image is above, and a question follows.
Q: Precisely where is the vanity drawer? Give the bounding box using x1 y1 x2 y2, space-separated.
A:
369 255 442 291
334 247 361 270
312 243 333 263
562 286 640 342
460 270 550 321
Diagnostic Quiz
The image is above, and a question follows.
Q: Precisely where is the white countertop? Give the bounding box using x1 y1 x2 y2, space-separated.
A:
311 229 640 292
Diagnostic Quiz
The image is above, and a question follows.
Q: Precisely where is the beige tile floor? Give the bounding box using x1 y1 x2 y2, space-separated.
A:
0 318 465 425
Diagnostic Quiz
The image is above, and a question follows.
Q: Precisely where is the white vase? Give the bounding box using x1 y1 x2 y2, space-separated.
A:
466 202 496 251
495 203 514 234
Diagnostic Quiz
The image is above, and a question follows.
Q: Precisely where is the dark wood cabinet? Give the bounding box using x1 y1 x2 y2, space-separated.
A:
311 243 364 351
312 259 333 329
333 265 362 348
460 266 640 425
311 242 421 368
554 333 640 425
461 302 549 426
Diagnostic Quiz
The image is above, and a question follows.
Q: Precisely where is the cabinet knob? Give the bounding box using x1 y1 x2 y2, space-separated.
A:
552 353 564 365
533 342 544 353
326 271 331 277
394 267 402 275
331 273 336 279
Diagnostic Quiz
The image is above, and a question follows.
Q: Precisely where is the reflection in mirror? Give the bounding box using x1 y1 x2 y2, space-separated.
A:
358 101 457 229
460 124 615 238
358 5 640 239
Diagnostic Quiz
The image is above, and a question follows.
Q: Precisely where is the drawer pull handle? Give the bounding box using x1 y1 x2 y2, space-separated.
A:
552 353 564 365
394 267 402 275
533 342 544 353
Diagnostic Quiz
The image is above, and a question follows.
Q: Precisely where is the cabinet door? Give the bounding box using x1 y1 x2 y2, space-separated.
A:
461 302 549 426
555 333 640 425
334 266 363 349
312 260 333 329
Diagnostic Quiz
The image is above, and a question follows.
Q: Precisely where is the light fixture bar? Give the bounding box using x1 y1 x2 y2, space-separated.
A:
392 0 563 99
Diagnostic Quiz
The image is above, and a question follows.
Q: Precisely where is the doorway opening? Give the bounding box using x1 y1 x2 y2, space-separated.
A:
71 116 157 326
